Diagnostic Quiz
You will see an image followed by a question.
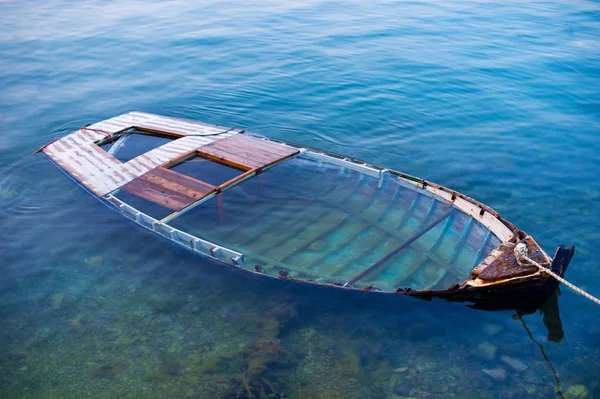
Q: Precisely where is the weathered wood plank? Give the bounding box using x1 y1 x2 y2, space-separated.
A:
123 136 213 178
128 111 244 134
223 134 298 158
126 175 195 203
120 180 189 211
42 112 244 197
207 139 283 165
345 209 453 287
198 146 260 170
151 167 216 194
139 173 208 201
198 135 299 171
475 236 547 282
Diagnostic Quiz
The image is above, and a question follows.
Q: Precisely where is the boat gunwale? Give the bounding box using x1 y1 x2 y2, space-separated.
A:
247 132 521 244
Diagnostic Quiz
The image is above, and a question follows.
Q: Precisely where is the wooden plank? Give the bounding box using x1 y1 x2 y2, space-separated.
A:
280 215 351 263
46 139 130 196
198 146 259 170
391 191 421 231
473 231 492 267
42 113 244 197
344 209 453 287
120 178 192 211
304 223 375 273
124 136 221 178
448 217 474 265
328 235 394 278
197 134 299 171
88 143 124 168
245 206 331 254
220 134 298 158
151 167 216 194
207 139 284 165
128 111 244 134
265 211 348 261
120 184 185 211
140 173 209 201
125 176 196 204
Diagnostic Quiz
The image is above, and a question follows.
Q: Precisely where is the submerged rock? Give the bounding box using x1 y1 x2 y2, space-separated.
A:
564 384 589 399
86 255 103 266
148 370 166 381
500 356 528 372
148 297 183 314
337 347 361 376
92 361 126 379
198 352 223 374
394 382 415 396
49 292 65 309
476 342 497 360
483 323 503 336
482 368 507 382
587 324 600 335
160 353 182 376
183 353 202 368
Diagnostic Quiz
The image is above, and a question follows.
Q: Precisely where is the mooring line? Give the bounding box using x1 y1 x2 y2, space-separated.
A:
514 244 600 306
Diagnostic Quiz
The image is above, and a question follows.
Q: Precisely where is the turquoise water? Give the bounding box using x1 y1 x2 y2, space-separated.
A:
1 1 599 398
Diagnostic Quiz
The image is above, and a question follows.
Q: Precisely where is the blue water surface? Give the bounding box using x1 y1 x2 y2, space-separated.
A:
1 1 599 398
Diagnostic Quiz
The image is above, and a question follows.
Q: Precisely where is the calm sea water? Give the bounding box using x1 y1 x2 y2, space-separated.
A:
1 1 599 398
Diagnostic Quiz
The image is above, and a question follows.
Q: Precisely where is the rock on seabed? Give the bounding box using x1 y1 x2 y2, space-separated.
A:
564 384 589 399
476 342 497 360
482 368 507 382
500 356 528 372
483 323 503 336
50 292 65 309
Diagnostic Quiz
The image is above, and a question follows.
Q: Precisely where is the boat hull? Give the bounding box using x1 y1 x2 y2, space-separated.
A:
38 112 574 310
408 245 574 311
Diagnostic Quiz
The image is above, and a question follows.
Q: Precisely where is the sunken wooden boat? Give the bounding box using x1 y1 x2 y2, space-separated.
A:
38 112 574 310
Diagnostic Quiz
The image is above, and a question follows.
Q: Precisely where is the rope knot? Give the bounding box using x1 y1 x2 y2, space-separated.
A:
514 242 528 260
513 242 600 306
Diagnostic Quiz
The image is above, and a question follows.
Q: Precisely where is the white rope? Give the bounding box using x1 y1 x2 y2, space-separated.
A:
514 243 600 306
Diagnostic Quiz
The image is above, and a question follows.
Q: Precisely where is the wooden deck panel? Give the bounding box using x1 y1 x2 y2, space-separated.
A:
140 174 211 201
210 140 284 165
474 237 547 282
124 135 229 179
123 111 244 136
43 112 298 215
121 179 191 211
120 168 217 211
43 113 241 196
222 134 299 157
198 135 299 171
44 135 137 196
151 167 216 193
199 146 264 170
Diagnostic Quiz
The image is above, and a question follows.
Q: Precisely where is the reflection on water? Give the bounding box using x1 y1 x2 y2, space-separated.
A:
1 0 599 397
516 294 566 399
